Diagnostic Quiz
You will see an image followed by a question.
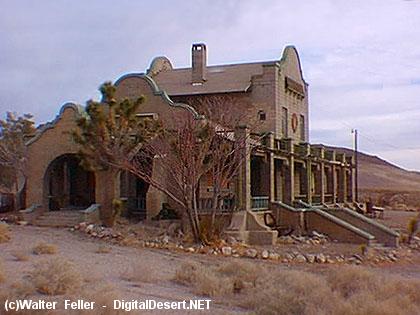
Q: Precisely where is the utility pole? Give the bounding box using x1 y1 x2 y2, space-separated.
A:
352 129 359 202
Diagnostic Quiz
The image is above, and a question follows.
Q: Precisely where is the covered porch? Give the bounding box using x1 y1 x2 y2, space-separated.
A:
235 130 356 212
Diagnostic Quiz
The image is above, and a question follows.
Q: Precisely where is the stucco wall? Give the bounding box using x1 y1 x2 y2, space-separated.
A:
26 105 82 209
276 47 309 142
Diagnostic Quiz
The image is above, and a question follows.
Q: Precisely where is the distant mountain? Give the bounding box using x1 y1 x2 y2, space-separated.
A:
325 146 420 192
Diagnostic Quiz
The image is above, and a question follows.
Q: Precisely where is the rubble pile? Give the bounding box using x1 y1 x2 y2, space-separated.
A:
70 222 415 266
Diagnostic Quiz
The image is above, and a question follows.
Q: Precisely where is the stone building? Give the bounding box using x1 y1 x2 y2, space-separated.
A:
23 44 399 246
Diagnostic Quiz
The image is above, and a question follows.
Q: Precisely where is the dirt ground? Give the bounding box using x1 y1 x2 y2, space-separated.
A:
1 209 420 314
0 225 253 314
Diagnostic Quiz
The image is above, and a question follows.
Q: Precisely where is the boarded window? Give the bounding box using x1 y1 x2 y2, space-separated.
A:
282 107 288 137
300 114 305 141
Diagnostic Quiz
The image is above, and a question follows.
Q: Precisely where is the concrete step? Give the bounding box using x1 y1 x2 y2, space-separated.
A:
369 240 385 248
34 210 83 227
35 220 79 228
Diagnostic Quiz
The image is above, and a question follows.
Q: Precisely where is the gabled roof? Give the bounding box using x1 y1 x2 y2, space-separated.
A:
150 61 276 96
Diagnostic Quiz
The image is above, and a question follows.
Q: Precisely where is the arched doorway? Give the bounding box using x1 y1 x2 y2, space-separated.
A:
119 171 149 219
43 154 95 211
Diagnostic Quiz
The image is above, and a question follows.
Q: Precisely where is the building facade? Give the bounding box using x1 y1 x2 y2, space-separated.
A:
24 44 357 231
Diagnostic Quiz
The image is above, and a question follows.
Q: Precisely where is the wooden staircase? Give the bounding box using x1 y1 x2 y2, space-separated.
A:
34 210 83 227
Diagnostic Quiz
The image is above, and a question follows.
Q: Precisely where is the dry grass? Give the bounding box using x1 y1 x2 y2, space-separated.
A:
0 259 5 283
11 250 30 261
0 283 121 315
120 235 141 247
70 285 126 315
121 262 156 283
28 257 82 295
95 245 112 254
174 261 420 315
173 261 254 297
10 280 36 297
32 242 58 255
0 222 11 243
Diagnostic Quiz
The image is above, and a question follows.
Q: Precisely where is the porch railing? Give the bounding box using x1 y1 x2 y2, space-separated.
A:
198 197 235 213
251 196 269 211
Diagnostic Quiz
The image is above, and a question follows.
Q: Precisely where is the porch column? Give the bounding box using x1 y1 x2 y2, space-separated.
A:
306 160 312 204
350 166 356 203
267 133 275 203
338 167 347 203
319 162 326 204
332 165 338 204
274 159 284 202
347 155 356 203
235 126 251 211
302 143 311 204
284 139 294 205
337 153 347 203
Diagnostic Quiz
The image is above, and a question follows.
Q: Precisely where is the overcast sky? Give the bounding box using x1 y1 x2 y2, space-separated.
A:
1 0 420 170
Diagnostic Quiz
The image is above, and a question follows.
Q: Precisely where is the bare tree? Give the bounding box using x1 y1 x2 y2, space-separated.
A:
0 112 35 209
75 83 258 242
184 95 259 236
126 113 212 241
73 82 209 240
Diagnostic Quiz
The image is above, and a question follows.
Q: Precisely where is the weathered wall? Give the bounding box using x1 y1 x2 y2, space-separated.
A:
26 105 82 209
114 75 198 128
276 47 309 142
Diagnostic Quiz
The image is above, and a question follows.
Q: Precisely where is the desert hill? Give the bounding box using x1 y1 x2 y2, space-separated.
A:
326 146 420 192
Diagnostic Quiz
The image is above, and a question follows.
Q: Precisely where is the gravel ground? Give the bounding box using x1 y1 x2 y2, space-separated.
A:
0 225 248 314
1 210 420 314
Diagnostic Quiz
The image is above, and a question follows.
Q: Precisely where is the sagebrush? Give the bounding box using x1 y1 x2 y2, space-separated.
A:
0 223 10 243
32 243 58 255
28 258 82 295
174 261 420 315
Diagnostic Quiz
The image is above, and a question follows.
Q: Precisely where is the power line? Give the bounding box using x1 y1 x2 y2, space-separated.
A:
313 105 420 152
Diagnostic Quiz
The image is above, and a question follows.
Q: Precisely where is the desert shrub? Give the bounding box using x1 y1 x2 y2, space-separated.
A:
95 245 111 254
400 233 409 244
174 261 232 297
173 261 199 285
360 244 368 256
0 223 10 243
32 242 58 255
70 285 125 315
0 259 5 283
198 216 227 244
217 260 261 291
10 281 36 297
327 265 380 299
408 217 419 243
12 250 30 261
121 263 155 283
175 261 420 315
120 235 140 247
242 269 337 315
28 258 82 295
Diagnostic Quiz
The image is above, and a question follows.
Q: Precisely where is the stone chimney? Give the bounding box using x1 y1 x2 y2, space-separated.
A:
191 43 207 83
